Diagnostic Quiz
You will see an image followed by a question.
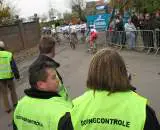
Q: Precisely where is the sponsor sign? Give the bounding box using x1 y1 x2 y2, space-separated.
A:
87 14 111 31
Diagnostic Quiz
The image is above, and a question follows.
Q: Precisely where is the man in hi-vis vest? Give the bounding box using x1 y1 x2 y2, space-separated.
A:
0 41 20 113
13 61 72 130
29 36 69 101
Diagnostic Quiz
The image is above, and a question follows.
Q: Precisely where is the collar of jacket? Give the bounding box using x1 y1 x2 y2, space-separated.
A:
24 88 60 99
0 48 4 51
40 54 60 68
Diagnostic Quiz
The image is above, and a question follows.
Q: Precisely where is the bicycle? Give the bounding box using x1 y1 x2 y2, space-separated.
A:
86 34 97 54
88 40 97 54
69 33 77 49
52 32 61 45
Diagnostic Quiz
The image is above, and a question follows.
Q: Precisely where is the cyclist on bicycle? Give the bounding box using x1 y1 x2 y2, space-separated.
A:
68 27 78 49
89 28 97 50
70 27 78 43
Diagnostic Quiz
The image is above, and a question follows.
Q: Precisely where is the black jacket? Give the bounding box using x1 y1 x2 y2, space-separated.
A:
154 17 160 29
115 19 124 31
131 15 139 28
29 54 63 83
58 105 160 130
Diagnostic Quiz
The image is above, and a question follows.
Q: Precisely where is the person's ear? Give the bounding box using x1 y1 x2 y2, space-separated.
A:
36 81 46 90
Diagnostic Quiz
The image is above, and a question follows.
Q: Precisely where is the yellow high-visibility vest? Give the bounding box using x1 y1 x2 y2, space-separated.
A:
71 90 147 130
14 95 73 130
0 51 14 79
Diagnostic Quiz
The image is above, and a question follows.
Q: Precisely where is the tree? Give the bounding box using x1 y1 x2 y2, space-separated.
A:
0 1 11 24
85 1 97 16
40 13 48 22
109 0 160 13
0 0 19 25
71 11 79 18
63 12 72 22
71 0 86 21
142 0 160 13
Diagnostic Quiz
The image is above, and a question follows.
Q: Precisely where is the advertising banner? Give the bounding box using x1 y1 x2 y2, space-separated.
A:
87 13 111 31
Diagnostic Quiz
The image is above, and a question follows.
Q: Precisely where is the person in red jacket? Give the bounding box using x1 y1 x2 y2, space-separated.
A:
89 28 97 51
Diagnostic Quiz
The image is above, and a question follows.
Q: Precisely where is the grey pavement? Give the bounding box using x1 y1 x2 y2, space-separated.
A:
0 43 160 129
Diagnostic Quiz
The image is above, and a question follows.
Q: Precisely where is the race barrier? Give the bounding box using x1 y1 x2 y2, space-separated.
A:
155 30 160 55
105 30 160 55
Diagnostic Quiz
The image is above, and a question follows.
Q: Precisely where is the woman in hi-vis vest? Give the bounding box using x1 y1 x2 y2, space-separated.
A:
58 48 160 130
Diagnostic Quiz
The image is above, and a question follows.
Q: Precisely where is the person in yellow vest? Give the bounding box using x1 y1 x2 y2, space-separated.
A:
0 41 20 113
58 48 160 130
13 61 73 130
29 36 69 101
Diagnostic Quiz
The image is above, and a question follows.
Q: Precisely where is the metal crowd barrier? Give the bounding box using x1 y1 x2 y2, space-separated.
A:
105 30 160 55
155 30 160 55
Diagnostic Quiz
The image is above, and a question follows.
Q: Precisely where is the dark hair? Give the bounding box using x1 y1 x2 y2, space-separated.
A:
87 48 132 93
116 15 119 19
39 36 56 54
29 61 56 88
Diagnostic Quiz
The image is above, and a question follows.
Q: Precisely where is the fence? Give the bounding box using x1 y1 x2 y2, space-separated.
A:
155 30 160 55
105 30 160 55
0 18 40 52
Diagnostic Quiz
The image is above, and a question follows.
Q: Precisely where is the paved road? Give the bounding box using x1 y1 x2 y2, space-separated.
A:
0 43 160 129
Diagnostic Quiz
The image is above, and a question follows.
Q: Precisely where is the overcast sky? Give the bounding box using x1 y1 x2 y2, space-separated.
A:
8 0 108 18
15 0 72 18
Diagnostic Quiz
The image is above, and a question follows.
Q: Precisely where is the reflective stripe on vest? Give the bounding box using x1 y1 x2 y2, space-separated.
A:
71 90 147 130
0 51 14 79
14 96 72 130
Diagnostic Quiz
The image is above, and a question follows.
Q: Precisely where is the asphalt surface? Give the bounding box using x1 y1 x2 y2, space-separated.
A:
0 43 160 129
